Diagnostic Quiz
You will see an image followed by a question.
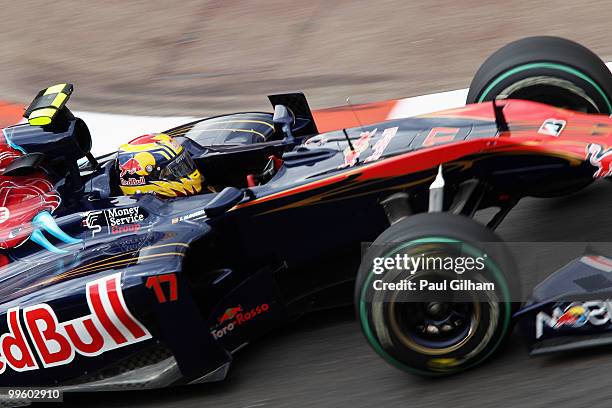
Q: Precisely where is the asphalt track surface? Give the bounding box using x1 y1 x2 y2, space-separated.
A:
8 1 612 407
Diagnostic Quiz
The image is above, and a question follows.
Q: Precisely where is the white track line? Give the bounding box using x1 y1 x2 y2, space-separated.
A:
387 88 468 119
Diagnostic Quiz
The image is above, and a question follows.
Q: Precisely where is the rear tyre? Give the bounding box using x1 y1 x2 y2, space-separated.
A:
467 36 612 114
355 213 519 376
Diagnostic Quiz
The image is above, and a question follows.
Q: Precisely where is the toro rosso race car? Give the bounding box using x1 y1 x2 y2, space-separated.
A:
2 35 612 393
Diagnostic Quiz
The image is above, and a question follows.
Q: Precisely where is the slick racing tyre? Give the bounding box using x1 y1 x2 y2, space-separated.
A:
355 213 519 376
467 36 612 114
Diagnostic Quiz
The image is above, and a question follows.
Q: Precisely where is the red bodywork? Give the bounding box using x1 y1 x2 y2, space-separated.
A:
241 99 612 209
0 131 60 250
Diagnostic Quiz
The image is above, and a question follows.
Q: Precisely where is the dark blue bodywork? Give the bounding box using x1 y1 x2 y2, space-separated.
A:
0 99 603 389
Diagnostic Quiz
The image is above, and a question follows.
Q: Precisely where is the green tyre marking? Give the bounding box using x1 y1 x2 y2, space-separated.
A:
477 62 612 113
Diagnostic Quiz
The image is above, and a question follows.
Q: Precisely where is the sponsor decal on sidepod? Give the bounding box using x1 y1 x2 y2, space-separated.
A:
211 304 270 340
83 206 145 237
218 306 242 324
0 273 150 373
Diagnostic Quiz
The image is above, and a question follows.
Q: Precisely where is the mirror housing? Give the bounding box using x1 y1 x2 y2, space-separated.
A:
204 187 246 217
273 104 295 142
2 153 47 176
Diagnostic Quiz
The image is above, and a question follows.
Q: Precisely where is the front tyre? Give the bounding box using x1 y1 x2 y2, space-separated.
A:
467 36 612 114
355 213 519 376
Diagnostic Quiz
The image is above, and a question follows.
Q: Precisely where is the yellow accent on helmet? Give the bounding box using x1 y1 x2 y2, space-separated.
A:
133 152 156 176
117 133 202 198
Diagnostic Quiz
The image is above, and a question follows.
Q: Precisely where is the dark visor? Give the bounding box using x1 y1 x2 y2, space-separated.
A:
159 151 197 181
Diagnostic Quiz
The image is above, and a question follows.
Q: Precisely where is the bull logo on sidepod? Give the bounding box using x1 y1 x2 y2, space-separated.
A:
0 273 150 372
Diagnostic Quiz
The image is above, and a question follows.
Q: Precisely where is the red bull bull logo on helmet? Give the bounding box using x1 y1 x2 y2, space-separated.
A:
119 158 143 178
119 157 146 186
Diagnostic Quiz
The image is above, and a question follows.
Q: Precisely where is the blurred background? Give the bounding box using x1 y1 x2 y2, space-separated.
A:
3 0 612 116
5 1 612 407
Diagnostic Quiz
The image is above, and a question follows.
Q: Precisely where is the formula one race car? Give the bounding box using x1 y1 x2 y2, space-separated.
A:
2 35 612 396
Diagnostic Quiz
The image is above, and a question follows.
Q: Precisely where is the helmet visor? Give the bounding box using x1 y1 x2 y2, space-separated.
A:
159 150 197 181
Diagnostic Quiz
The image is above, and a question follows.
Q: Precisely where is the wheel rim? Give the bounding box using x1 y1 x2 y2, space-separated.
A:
497 77 599 113
389 297 481 355
477 62 612 114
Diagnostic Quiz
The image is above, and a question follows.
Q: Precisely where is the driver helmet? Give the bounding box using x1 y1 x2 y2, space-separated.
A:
116 133 202 197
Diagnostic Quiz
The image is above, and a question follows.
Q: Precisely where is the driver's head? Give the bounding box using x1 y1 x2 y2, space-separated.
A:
116 133 202 197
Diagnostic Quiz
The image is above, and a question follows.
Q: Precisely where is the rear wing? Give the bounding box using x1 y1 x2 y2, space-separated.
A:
268 92 318 136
